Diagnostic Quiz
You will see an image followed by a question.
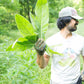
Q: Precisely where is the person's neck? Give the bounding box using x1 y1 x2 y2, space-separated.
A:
60 27 72 39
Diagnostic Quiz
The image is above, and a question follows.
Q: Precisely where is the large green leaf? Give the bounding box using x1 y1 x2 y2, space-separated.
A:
6 34 38 51
46 45 63 56
30 12 40 34
15 14 36 37
35 0 49 39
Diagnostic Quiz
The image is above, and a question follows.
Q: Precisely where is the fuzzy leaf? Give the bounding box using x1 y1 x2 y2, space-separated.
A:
46 45 63 56
35 0 49 39
15 14 36 37
6 34 38 51
30 12 40 34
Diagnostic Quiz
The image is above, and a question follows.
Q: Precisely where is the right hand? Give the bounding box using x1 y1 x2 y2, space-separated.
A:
34 39 46 56
81 71 84 82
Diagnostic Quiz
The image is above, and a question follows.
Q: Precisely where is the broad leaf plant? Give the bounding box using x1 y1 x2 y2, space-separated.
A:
7 0 62 56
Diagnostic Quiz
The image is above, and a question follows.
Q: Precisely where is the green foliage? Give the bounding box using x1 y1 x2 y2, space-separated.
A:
7 0 49 51
35 0 49 39
0 0 20 32
0 6 8 29
1 22 84 83
19 0 37 20
48 0 83 22
0 42 51 84
30 12 40 33
0 0 20 11
0 0 84 83
0 6 13 35
6 0 62 56
0 6 7 24
15 14 36 36
46 45 63 56
7 34 38 51
0 6 7 16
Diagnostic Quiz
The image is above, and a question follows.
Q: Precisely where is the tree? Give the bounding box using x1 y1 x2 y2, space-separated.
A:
19 0 37 20
48 0 74 22
0 0 20 30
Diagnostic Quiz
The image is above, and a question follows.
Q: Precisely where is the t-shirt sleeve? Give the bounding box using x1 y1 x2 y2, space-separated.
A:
81 39 84 56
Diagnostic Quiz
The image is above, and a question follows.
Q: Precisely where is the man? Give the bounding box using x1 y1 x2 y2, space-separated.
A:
34 7 84 84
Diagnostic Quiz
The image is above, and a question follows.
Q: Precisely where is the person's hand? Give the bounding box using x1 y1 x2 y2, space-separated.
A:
81 71 84 82
34 39 46 56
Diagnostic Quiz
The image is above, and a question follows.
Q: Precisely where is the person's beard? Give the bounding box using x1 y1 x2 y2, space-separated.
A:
69 27 77 32
67 23 78 32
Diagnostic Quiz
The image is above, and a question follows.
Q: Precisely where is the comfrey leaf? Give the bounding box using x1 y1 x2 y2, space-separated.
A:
30 12 40 34
46 45 63 56
15 14 36 37
35 0 49 39
7 0 62 56
6 34 38 51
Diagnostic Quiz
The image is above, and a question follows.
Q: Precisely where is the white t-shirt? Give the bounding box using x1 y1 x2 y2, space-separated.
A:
45 32 84 84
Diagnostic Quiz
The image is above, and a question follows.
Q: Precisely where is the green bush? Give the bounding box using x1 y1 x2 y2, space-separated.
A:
0 42 51 84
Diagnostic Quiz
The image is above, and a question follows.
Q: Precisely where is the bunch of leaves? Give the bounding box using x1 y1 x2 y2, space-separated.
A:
7 0 62 56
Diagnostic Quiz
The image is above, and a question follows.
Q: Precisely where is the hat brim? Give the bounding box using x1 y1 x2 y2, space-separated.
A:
72 15 83 20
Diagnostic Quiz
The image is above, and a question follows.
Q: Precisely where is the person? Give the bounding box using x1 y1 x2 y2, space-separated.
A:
34 7 84 84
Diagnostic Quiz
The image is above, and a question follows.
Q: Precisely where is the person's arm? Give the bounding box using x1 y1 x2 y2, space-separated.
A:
81 39 84 81
36 53 50 69
81 56 84 81
82 56 84 71
34 39 50 69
